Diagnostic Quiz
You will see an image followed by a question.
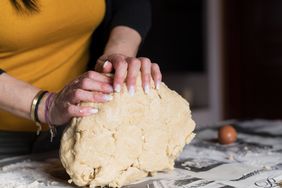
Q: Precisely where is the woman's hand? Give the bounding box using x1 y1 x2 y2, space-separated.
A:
95 54 162 95
47 71 114 125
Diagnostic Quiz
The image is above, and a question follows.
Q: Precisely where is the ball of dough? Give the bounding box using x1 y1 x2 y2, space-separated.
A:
60 77 196 188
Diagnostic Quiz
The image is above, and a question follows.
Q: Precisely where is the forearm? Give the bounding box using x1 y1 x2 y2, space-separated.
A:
0 71 116 129
0 73 45 122
103 26 142 57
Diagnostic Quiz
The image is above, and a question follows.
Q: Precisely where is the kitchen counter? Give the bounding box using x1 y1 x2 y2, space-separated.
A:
1 119 282 188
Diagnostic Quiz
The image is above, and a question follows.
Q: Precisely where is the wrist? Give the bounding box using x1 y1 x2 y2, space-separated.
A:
37 91 57 141
30 90 48 134
104 26 141 57
104 42 137 57
44 92 57 141
37 92 48 124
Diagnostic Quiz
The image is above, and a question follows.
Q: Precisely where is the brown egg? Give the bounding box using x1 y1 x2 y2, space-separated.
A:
218 124 237 144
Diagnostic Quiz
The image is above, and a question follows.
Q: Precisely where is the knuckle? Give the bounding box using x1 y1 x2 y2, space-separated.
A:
67 105 74 114
85 71 95 78
85 71 92 77
140 57 151 65
115 71 127 80
127 76 137 85
81 78 90 89
73 89 82 99
118 60 128 67
113 56 126 64
100 83 109 91
127 74 137 80
92 92 101 101
91 93 97 101
128 58 141 65
143 73 151 80
152 63 160 69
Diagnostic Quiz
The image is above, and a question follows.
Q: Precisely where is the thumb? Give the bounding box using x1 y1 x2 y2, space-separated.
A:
95 60 113 73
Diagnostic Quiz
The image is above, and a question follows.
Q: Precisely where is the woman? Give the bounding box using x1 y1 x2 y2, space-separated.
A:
0 0 162 158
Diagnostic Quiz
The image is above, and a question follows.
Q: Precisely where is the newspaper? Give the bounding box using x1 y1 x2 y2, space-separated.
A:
0 119 281 188
126 119 282 188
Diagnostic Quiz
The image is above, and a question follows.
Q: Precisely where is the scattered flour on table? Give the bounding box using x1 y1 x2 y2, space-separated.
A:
0 159 72 188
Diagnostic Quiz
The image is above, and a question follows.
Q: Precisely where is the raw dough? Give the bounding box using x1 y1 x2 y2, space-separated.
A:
60 77 196 187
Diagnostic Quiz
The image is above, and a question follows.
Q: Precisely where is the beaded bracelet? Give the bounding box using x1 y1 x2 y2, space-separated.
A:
44 92 57 142
30 90 48 135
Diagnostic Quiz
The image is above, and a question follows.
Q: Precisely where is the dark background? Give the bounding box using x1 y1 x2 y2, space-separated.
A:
141 0 282 120
223 0 282 119
138 0 205 72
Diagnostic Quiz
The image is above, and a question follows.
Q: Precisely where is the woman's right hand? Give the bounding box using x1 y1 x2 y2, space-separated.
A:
47 71 114 126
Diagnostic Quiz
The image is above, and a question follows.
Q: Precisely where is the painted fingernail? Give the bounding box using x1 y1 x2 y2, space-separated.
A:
156 81 160 90
89 108 99 114
104 95 113 101
114 84 121 93
128 86 135 96
103 60 110 68
79 108 98 114
144 84 150 94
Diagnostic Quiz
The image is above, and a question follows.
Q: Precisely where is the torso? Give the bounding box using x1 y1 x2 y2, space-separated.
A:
0 0 105 131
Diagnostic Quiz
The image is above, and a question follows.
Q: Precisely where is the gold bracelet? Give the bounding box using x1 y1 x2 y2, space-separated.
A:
30 90 47 135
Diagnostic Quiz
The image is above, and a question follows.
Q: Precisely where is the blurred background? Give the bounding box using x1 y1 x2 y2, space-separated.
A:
138 0 282 126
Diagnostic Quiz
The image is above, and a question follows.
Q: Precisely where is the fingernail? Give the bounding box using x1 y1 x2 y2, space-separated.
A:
89 108 98 114
104 95 113 101
115 84 121 93
128 86 135 96
103 60 110 68
79 108 98 114
156 81 160 90
144 84 150 94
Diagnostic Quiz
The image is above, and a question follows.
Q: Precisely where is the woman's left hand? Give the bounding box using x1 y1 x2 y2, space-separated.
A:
95 54 162 95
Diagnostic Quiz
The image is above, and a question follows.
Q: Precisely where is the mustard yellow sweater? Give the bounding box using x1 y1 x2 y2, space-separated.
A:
0 0 105 131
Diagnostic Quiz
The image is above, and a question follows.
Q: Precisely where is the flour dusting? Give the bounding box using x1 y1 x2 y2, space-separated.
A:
0 158 73 188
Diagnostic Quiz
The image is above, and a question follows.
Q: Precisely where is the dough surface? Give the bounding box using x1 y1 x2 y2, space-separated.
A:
60 77 196 187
